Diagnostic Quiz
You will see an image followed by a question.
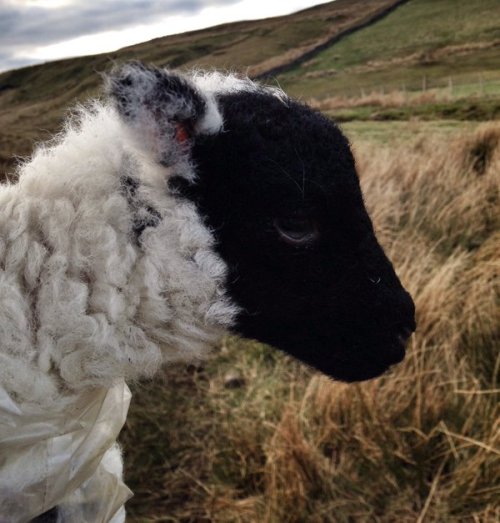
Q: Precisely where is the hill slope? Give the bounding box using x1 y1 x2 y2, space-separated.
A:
2 0 500 178
0 0 401 179
278 0 500 99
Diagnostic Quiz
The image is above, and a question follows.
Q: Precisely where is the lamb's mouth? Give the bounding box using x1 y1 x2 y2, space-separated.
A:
309 334 409 382
269 328 410 382
324 350 405 382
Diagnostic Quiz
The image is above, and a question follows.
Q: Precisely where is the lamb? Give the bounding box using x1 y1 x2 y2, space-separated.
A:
0 62 416 522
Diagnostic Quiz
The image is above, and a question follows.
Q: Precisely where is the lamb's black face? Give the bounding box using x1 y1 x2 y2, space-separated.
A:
171 90 416 382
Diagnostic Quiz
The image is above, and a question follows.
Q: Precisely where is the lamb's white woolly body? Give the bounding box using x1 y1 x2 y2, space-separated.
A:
0 73 241 521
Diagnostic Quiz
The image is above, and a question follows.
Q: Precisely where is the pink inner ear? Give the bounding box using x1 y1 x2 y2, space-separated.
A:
175 122 190 144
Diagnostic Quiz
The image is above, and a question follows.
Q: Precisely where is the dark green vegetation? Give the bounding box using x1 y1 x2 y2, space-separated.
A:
1 0 499 521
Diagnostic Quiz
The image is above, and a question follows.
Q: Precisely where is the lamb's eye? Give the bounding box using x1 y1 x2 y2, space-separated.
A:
274 216 319 245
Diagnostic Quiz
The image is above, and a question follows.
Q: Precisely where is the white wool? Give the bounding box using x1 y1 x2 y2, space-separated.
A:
195 90 224 135
191 69 289 102
0 99 238 520
0 101 237 405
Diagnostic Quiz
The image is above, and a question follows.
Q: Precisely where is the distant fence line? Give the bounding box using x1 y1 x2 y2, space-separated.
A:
351 75 500 100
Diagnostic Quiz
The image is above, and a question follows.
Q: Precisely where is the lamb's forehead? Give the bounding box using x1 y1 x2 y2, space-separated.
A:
190 85 358 210
187 70 356 199
191 71 347 157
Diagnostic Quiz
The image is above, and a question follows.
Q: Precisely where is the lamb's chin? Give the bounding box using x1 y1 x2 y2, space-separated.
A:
300 339 407 382
231 320 407 383
314 358 399 382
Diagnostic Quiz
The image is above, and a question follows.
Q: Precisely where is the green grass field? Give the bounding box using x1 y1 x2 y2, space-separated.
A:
279 0 500 99
341 120 480 144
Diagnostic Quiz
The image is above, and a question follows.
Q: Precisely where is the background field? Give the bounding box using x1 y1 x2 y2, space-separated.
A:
1 0 498 521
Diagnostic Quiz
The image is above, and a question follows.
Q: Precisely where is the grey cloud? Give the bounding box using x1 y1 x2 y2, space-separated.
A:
0 51 38 72
0 0 240 72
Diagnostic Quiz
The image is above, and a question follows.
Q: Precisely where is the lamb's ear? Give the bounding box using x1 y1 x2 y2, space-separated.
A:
106 62 222 166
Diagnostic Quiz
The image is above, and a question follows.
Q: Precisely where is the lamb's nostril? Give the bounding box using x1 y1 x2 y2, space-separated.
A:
397 327 414 347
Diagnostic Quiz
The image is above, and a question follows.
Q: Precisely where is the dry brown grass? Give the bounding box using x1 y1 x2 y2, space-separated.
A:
121 123 499 522
309 90 451 111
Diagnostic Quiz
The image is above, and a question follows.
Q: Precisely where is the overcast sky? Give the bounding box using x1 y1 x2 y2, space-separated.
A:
0 0 330 73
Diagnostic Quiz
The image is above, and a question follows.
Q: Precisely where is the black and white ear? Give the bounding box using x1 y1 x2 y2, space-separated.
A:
106 62 222 166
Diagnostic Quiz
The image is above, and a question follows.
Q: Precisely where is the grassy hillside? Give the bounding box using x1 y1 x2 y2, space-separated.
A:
1 0 499 521
0 0 399 180
121 123 499 522
279 0 500 97
278 0 500 127
2 0 500 177
277 0 500 125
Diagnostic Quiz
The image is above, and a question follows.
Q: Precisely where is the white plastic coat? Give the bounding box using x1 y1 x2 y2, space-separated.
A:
0 380 132 522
